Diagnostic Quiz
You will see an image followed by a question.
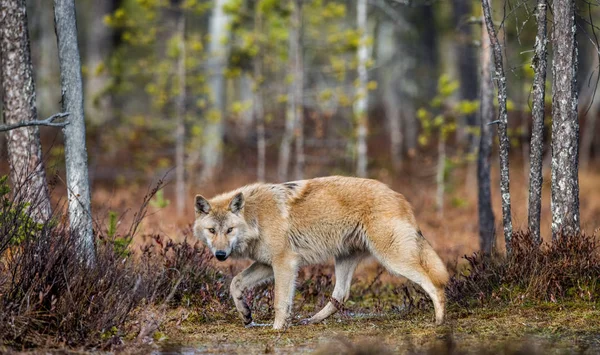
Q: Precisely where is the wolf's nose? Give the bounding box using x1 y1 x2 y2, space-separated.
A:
215 250 228 261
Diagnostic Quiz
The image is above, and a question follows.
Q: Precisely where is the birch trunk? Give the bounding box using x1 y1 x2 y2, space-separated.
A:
0 0 52 222
293 0 304 181
551 0 580 239
355 0 369 178
254 5 265 182
528 0 548 244
54 0 95 260
200 0 230 181
174 8 186 214
278 0 303 182
478 21 496 254
482 0 513 252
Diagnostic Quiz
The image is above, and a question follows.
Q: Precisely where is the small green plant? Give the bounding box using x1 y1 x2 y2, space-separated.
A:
107 210 118 238
150 188 170 208
0 175 43 246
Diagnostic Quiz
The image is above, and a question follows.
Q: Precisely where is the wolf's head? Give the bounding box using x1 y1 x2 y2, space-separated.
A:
193 192 246 261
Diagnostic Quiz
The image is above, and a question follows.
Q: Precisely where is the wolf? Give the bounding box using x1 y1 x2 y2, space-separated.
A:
193 176 449 330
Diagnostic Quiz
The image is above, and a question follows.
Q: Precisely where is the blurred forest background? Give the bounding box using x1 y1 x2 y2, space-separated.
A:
3 0 600 257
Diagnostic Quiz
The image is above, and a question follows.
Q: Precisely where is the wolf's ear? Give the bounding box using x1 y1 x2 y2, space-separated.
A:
229 192 244 214
195 195 211 215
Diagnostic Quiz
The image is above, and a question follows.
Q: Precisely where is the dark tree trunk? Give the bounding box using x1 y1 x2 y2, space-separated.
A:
0 0 52 222
54 0 95 261
528 0 548 244
482 0 513 253
478 20 496 254
551 0 580 239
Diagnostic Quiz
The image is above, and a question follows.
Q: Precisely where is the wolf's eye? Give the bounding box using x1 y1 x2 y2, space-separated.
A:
227 227 233 234
208 228 216 234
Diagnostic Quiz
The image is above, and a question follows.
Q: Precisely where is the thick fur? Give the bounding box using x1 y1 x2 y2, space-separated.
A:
193 176 449 330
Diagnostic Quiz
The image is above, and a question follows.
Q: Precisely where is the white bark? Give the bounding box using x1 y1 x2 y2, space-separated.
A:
279 0 303 182
174 11 186 214
1 0 53 222
200 0 231 181
54 0 95 261
550 0 580 239
482 0 513 252
355 0 369 178
528 0 548 244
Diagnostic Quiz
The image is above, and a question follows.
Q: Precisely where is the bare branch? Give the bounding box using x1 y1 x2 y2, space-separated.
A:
0 112 70 132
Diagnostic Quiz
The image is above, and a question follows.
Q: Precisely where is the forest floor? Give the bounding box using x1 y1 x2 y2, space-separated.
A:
151 301 600 354
102 164 600 354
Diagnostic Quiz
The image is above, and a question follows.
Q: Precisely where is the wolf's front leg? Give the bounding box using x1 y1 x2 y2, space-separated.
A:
230 262 274 325
272 255 299 330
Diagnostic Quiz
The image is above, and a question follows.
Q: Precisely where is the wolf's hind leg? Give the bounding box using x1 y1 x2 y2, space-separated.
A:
230 262 274 325
370 227 447 325
302 254 364 325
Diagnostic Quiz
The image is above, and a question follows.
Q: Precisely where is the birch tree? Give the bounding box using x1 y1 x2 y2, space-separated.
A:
481 0 513 252
254 5 266 182
173 2 186 214
0 0 53 222
54 0 95 260
278 0 303 182
528 0 548 244
355 0 369 178
200 0 231 181
551 0 580 239
478 19 495 254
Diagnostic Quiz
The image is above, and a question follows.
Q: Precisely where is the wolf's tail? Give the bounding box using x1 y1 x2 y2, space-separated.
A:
418 235 449 288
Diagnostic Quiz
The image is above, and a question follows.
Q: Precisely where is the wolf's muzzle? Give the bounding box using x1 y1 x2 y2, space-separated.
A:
215 250 228 261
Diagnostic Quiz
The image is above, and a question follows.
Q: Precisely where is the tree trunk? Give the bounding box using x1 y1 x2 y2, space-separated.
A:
478 20 496 254
384 78 402 172
355 0 369 178
85 0 116 125
54 0 95 260
528 0 548 244
0 0 52 222
278 0 303 182
254 8 265 183
174 7 186 214
200 0 230 181
292 0 304 181
482 0 513 252
551 0 580 239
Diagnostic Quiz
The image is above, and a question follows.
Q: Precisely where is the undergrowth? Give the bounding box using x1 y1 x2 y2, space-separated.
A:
1 173 598 351
447 231 600 307
0 177 226 350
